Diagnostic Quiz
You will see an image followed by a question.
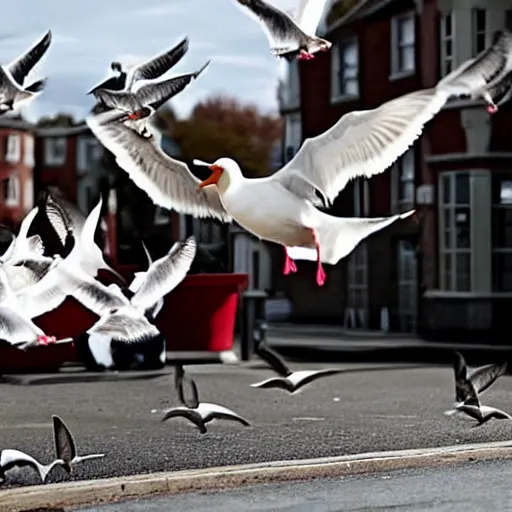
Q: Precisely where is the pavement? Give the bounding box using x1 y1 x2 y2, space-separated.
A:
2 360 512 491
75 458 512 511
263 324 512 366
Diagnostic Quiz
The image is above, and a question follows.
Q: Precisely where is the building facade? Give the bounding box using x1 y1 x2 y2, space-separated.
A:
282 0 512 338
0 116 35 228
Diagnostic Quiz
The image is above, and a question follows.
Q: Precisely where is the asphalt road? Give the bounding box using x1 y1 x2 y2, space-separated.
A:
1 360 512 487
76 459 512 511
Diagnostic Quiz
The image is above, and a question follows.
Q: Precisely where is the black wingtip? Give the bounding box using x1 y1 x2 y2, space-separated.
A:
25 78 47 93
194 60 211 78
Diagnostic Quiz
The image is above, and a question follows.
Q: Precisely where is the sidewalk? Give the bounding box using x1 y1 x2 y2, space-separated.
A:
263 323 512 365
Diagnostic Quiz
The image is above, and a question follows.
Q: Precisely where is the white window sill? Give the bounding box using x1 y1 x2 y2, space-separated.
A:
389 70 415 81
4 198 19 207
331 94 359 105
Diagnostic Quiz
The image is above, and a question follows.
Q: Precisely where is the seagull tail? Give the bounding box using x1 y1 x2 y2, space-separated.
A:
314 210 416 265
25 78 47 94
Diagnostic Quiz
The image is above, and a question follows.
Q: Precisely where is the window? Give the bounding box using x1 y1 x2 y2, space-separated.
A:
440 12 454 76
24 134 34 167
439 172 471 291
392 148 415 213
23 177 33 211
331 37 359 101
284 112 302 163
397 239 417 332
4 134 20 163
44 137 67 166
472 8 486 57
391 12 416 75
2 175 20 206
77 136 102 173
285 60 300 108
492 175 512 291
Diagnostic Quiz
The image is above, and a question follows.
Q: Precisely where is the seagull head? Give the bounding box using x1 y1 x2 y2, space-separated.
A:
311 37 332 53
194 158 242 192
111 61 123 73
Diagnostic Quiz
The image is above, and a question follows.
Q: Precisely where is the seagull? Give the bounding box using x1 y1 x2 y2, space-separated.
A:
68 237 196 369
52 415 105 473
0 30 52 114
250 341 343 393
42 193 126 284
452 351 507 406
161 374 250 434
87 42 499 286
232 0 331 60
445 352 511 426
93 60 210 121
0 449 62 484
87 36 190 95
438 29 512 114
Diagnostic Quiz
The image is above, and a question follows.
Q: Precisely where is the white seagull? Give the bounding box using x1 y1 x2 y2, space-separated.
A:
438 29 512 114
161 374 250 434
88 29 501 286
52 415 105 473
87 36 190 95
0 30 52 114
250 341 343 393
66 237 196 369
232 0 331 60
0 449 62 484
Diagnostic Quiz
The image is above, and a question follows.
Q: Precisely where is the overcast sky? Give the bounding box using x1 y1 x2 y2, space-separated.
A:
0 0 304 123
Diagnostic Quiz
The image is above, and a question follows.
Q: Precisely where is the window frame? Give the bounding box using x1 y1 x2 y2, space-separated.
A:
44 137 67 166
2 174 20 207
391 147 415 214
472 8 486 57
331 36 359 103
391 11 416 78
440 12 454 77
4 134 21 163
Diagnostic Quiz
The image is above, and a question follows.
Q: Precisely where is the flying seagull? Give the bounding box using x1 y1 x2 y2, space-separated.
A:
0 449 62 483
87 36 190 95
250 341 343 393
232 0 331 60
161 374 250 434
53 415 105 473
438 29 512 114
93 60 210 122
0 30 52 114
445 352 511 426
87 38 498 287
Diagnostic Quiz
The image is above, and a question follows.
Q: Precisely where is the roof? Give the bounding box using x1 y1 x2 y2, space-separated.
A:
326 0 400 32
35 124 91 137
0 115 34 131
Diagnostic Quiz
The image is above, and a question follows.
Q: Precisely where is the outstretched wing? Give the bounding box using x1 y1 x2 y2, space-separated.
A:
52 415 76 469
255 342 292 377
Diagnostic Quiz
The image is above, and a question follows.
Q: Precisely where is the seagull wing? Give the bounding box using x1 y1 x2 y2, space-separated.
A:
130 237 196 312
0 305 44 344
0 449 56 483
296 0 330 35
125 36 190 90
470 362 508 396
255 341 293 377
43 191 81 250
131 61 210 111
86 109 231 222
161 407 206 433
233 0 308 47
7 30 52 86
437 29 512 95
5 207 39 263
52 415 76 470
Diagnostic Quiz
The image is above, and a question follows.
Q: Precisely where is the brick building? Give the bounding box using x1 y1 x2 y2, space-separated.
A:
279 0 512 339
0 116 35 228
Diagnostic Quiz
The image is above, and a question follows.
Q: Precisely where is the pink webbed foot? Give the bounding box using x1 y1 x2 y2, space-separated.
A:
306 227 327 287
487 104 498 114
315 265 326 286
37 335 57 346
298 50 315 61
283 249 298 275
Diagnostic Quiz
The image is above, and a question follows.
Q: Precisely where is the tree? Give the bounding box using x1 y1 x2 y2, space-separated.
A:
170 96 283 178
37 114 77 127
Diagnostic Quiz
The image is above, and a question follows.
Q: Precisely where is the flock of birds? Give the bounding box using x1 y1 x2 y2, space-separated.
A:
0 0 512 485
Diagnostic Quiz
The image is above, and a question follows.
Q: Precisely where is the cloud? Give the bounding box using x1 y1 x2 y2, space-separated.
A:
1 0 304 122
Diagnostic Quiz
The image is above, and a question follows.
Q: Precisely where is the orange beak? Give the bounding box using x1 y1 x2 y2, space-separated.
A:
198 165 223 189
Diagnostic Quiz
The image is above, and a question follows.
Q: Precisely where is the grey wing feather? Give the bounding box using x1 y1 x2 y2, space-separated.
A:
52 415 76 469
126 36 190 90
210 411 251 426
0 305 43 343
256 342 292 377
487 69 512 107
130 237 196 312
86 109 231 222
161 408 207 433
8 30 52 86
234 0 308 46
470 362 508 395
90 311 159 343
132 61 210 111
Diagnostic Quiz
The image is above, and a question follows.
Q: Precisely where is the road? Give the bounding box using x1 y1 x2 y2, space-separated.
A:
1 360 512 487
76 459 512 511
